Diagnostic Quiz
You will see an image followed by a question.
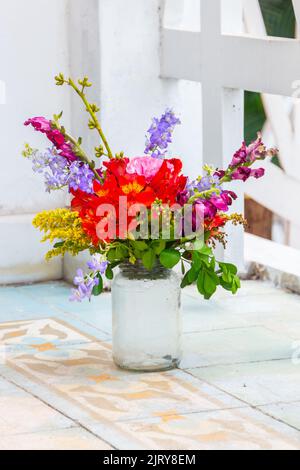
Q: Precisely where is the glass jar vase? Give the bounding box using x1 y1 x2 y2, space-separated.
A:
111 261 182 372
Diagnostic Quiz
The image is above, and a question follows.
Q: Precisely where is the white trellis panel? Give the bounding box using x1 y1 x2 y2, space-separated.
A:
162 0 300 256
243 0 300 248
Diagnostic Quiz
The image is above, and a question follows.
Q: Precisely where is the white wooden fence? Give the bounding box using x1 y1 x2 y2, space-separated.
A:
162 0 300 253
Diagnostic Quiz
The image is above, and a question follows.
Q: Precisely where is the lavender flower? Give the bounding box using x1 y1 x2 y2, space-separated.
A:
70 269 99 302
87 254 108 274
70 256 109 302
145 109 181 158
29 148 94 193
188 174 221 195
68 162 95 193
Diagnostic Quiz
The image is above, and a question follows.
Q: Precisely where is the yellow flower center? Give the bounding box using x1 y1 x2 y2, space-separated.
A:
121 181 144 194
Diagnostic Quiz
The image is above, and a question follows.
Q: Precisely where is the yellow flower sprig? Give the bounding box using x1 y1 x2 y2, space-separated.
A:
33 208 91 260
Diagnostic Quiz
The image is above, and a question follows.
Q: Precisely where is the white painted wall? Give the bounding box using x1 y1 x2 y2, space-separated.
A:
0 0 71 282
98 0 202 176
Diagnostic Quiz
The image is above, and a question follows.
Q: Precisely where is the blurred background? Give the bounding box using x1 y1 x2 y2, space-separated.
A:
0 0 299 284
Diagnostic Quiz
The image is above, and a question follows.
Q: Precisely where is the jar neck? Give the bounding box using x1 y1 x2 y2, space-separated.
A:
119 260 170 279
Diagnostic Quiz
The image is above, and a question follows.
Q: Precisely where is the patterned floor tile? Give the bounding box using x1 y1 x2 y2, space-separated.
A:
115 406 300 450
0 317 98 353
1 320 243 425
0 281 300 449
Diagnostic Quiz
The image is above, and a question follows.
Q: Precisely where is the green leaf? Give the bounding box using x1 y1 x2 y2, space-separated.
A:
151 240 166 255
192 251 202 270
219 274 241 295
107 249 117 263
199 245 213 256
159 249 181 269
115 245 128 260
219 262 238 275
105 265 114 280
197 267 219 299
181 268 195 288
232 275 241 294
92 275 103 296
219 278 234 292
142 249 156 271
131 240 148 252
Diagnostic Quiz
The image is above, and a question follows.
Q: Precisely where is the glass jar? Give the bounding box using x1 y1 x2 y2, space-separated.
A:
111 261 182 372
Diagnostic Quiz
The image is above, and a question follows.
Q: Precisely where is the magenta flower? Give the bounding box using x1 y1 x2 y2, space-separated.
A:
47 129 66 147
24 117 52 134
231 167 252 182
176 189 190 206
230 134 277 169
25 116 77 162
250 168 265 179
214 170 226 179
194 200 217 219
220 190 237 207
231 143 248 167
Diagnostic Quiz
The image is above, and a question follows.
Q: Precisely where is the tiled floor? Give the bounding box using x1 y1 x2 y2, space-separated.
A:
0 280 300 450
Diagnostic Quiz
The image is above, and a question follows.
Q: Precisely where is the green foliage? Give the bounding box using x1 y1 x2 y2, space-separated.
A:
180 249 241 299
92 274 103 296
105 265 114 280
22 143 35 158
142 249 156 271
159 249 181 269
259 0 295 39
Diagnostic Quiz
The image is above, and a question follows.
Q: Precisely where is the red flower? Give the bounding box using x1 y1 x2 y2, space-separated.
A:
71 157 188 244
205 215 227 239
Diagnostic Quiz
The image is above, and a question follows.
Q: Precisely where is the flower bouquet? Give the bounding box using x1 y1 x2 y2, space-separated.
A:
23 75 276 371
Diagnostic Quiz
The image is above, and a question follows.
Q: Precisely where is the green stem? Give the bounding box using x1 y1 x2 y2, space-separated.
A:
68 79 114 159
64 132 101 182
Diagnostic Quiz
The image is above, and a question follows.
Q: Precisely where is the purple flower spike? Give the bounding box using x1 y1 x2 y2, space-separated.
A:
145 109 181 158
28 147 95 193
68 162 95 193
70 272 99 302
87 254 108 274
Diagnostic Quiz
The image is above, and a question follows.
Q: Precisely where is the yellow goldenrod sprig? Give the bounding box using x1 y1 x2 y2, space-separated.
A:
33 208 91 260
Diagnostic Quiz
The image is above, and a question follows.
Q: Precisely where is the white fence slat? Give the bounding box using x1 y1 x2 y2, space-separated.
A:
222 35 300 97
161 29 202 82
261 95 295 175
245 161 300 225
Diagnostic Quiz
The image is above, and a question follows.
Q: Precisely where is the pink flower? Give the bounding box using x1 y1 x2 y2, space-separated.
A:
231 167 252 182
126 156 166 183
210 195 229 211
25 116 77 162
250 168 265 179
24 117 52 134
47 129 66 147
